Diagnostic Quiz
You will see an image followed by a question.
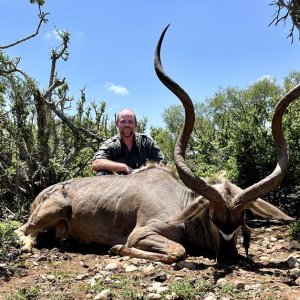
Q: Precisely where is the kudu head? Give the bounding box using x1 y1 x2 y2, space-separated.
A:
154 24 299 263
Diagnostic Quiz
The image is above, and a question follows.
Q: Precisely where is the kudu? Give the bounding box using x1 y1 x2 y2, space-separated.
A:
16 25 299 264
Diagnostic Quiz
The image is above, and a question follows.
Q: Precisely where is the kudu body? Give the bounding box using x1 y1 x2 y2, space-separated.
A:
16 25 299 264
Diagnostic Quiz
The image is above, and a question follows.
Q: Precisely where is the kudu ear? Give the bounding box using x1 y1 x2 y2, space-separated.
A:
246 198 294 221
167 197 210 225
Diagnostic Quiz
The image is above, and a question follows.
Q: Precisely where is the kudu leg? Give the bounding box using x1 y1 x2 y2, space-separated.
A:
15 197 71 252
109 228 186 264
241 223 251 256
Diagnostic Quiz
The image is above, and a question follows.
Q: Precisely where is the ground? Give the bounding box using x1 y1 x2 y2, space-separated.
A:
1 225 300 300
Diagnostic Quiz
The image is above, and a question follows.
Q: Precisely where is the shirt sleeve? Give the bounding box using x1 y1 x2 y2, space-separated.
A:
92 141 112 161
147 137 167 164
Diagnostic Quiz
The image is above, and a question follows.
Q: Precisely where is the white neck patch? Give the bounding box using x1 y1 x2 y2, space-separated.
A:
218 227 240 241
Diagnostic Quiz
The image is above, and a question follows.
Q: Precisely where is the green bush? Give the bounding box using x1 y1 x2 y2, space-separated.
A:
288 219 300 242
0 221 21 263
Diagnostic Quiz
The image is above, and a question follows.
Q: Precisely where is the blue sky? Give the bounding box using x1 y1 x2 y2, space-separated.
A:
1 0 300 130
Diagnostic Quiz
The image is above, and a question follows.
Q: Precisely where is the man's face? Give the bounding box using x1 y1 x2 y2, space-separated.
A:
116 111 137 138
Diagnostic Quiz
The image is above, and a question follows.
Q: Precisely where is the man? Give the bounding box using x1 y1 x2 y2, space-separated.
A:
92 108 166 175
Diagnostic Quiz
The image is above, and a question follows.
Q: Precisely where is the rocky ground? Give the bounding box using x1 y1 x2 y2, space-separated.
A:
1 225 300 300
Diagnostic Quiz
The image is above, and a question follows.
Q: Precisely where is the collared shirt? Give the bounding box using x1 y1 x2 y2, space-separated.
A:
93 133 166 174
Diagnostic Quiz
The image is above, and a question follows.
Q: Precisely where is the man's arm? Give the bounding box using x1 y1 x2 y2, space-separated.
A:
92 137 133 174
147 138 167 164
92 159 134 174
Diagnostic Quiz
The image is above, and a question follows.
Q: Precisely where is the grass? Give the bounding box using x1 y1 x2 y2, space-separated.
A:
3 287 41 300
49 270 73 283
168 277 208 299
83 273 146 299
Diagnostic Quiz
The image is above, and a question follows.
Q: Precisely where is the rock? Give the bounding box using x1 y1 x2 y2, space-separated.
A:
129 257 146 265
290 240 300 250
156 287 168 294
104 262 118 271
174 260 196 270
46 275 56 281
259 256 269 262
76 273 88 280
118 256 130 261
174 276 184 281
152 271 167 282
204 293 217 300
216 278 227 286
165 292 178 300
269 237 278 242
124 264 138 272
147 282 168 294
89 278 97 287
36 255 48 262
235 281 245 290
152 282 163 288
103 277 112 284
143 264 156 275
287 256 299 268
146 293 161 299
94 289 111 300
244 283 261 291
148 282 162 292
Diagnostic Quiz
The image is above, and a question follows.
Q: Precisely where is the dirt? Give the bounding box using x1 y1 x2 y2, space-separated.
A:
1 225 300 300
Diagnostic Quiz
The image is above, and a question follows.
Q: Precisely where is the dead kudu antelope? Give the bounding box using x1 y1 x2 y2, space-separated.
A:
16 25 299 264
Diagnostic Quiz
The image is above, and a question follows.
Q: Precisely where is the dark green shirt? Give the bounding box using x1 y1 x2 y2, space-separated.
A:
93 133 166 174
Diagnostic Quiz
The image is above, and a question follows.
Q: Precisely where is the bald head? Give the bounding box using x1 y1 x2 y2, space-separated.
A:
116 109 137 124
116 108 137 138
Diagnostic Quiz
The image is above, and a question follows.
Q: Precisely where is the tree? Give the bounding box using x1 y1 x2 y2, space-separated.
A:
158 74 300 216
270 0 300 42
0 1 109 215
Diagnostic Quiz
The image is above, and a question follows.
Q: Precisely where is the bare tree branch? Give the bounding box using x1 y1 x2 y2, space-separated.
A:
270 0 300 43
0 4 48 50
45 96 103 142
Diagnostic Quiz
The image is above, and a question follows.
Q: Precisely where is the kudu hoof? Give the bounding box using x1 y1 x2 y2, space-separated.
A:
108 244 123 256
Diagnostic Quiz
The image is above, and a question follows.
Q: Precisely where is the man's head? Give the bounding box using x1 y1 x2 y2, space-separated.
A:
116 109 137 138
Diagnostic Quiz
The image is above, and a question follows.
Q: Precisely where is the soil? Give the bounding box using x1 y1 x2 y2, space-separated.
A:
1 225 300 300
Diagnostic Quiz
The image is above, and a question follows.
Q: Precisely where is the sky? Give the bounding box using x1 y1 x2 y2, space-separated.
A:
1 0 300 131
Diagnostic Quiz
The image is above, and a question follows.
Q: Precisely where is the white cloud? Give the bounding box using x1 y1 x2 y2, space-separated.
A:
45 29 65 41
255 74 275 82
105 83 129 95
45 29 85 41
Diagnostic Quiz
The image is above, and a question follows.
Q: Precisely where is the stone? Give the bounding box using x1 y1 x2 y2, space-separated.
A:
204 293 217 300
76 273 88 280
146 293 161 299
104 262 118 271
94 289 111 300
290 240 300 250
216 278 227 286
36 255 48 262
287 256 299 268
124 264 138 272
143 264 156 275
235 281 245 290
269 237 278 242
152 272 167 282
46 275 56 281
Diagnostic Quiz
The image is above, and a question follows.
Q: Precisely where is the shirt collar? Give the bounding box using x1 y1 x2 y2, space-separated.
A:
117 133 141 148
